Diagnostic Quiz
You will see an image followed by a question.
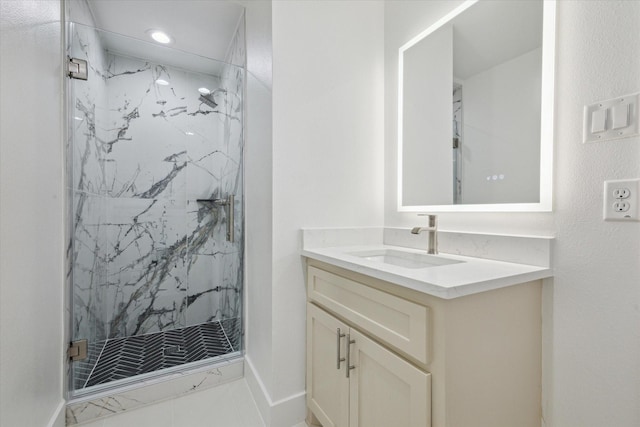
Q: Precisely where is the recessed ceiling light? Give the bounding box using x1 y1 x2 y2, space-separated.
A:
185 131 195 136
198 87 211 95
148 30 172 44
155 79 169 86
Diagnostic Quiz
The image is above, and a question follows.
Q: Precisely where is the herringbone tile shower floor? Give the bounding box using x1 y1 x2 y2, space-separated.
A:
81 319 240 388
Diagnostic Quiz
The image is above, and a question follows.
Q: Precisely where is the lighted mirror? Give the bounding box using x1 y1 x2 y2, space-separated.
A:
398 0 555 212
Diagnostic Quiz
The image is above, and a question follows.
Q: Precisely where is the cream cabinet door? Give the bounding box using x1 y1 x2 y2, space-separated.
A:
348 329 431 427
307 303 350 427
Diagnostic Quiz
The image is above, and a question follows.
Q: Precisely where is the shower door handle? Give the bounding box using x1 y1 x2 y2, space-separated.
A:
196 195 234 243
225 194 234 243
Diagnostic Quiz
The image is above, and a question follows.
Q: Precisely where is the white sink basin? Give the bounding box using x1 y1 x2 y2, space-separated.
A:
349 249 463 269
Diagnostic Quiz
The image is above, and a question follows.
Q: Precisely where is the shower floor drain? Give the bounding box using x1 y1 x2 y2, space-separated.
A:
81 319 240 388
163 345 183 355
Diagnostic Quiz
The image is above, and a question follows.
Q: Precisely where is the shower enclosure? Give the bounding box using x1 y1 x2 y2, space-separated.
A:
66 21 244 396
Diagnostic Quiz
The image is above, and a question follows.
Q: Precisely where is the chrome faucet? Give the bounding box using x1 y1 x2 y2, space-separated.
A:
411 214 438 254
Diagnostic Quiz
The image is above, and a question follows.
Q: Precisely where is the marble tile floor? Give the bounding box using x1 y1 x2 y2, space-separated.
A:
76 378 308 427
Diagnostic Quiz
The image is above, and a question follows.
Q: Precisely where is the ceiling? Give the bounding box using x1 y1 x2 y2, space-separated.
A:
86 0 245 74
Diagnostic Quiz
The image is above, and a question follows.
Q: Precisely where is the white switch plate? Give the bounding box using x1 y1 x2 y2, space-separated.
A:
603 178 640 221
584 92 639 143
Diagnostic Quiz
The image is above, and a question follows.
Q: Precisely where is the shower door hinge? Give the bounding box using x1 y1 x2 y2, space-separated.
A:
68 57 88 80
452 137 459 149
67 339 88 361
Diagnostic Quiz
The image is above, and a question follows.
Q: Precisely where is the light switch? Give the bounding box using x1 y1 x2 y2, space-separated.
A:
591 109 607 133
583 92 640 143
612 103 629 129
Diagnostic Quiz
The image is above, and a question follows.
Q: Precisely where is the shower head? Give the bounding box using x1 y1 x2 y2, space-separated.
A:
199 93 218 109
198 88 227 109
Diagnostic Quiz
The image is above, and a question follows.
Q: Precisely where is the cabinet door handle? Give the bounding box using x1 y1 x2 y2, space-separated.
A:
346 334 356 378
336 328 346 369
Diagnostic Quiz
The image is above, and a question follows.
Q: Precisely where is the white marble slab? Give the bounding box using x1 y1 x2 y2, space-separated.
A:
384 227 553 268
66 357 243 426
301 227 554 299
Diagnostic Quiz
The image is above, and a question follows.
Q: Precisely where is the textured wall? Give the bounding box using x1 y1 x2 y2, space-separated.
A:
0 1 65 426
549 2 640 425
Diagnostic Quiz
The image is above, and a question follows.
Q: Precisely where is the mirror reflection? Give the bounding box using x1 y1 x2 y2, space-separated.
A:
399 0 551 210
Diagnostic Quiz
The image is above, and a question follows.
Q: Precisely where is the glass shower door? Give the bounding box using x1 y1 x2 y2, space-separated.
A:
67 23 244 396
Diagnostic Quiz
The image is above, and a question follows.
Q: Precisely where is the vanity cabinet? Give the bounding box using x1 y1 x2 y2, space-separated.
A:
305 259 542 427
307 303 431 427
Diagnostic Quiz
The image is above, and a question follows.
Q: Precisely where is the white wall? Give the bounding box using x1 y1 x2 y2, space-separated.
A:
0 1 65 426
241 0 275 420
266 0 385 424
385 1 640 426
549 2 639 425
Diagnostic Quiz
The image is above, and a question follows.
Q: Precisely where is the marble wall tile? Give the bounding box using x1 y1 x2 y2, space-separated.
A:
71 191 108 342
453 85 462 140
68 23 111 344
217 251 243 324
103 198 188 337
103 56 193 202
68 23 110 196
225 11 246 68
208 50 244 328
186 252 222 325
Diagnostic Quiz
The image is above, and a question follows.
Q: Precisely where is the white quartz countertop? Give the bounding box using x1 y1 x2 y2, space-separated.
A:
302 244 553 299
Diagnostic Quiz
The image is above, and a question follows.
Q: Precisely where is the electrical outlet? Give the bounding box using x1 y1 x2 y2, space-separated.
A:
613 188 630 199
613 201 630 212
604 178 640 221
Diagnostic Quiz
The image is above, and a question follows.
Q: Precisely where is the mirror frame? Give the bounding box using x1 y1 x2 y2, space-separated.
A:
397 0 556 212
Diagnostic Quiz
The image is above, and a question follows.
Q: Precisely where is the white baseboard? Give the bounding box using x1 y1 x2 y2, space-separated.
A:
244 356 306 427
244 356 271 423
46 400 66 427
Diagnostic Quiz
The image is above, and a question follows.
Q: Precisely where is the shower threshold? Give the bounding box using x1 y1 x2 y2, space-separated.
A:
71 318 242 397
66 346 244 425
